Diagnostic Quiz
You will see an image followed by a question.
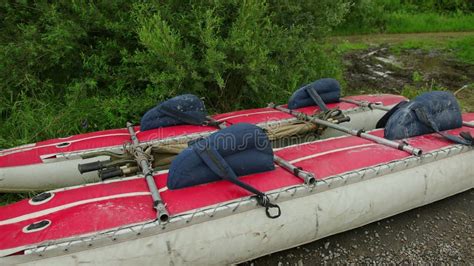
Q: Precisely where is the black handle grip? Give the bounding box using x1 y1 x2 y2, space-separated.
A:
337 116 351 123
99 167 123 180
78 160 110 174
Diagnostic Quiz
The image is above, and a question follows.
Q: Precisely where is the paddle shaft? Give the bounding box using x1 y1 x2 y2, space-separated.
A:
342 98 474 128
212 119 316 185
127 122 169 222
270 104 422 156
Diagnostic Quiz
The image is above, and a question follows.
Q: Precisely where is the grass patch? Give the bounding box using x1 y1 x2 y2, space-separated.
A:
332 25 376 36
389 39 442 54
335 41 370 53
335 11 474 36
386 35 474 65
448 36 474 64
400 84 446 99
385 12 474 34
400 84 473 112
455 85 474 112
0 193 35 206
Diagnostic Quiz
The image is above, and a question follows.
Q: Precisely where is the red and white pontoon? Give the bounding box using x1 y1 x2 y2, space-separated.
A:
1 78 473 265
0 94 405 192
0 113 473 265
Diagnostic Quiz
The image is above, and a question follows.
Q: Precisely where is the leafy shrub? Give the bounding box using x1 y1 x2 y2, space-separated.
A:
132 1 349 111
335 0 389 34
398 0 474 13
0 1 348 147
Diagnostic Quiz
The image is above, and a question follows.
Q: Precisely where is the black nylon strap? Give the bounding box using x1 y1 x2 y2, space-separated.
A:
460 131 474 143
205 117 225 128
159 105 206 126
193 143 281 218
306 87 329 111
414 107 473 146
195 145 264 196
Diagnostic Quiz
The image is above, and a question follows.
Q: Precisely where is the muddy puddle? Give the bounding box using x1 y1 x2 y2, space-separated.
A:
343 46 474 92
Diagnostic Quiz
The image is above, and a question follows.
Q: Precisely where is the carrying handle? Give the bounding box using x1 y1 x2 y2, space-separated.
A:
99 167 123 180
256 195 281 219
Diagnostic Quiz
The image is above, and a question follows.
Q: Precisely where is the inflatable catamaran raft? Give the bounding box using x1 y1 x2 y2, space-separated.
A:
0 79 406 192
0 77 473 265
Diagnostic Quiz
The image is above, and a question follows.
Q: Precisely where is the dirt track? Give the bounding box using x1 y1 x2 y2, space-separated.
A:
332 31 474 45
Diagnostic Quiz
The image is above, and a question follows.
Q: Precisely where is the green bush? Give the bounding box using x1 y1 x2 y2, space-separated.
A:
0 1 349 148
397 0 474 13
335 0 389 34
133 1 350 111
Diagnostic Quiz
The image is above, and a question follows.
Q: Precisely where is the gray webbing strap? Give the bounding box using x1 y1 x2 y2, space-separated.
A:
414 107 473 146
306 87 329 111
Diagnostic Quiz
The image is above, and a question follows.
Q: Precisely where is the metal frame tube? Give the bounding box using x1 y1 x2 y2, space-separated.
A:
210 118 317 185
270 104 422 156
273 155 316 185
127 122 169 222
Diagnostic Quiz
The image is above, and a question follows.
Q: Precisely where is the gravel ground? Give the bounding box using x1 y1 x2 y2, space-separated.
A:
242 189 473 265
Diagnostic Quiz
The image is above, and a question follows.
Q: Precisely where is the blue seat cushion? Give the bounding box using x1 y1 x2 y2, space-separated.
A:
288 78 341 109
140 94 208 131
384 91 462 140
168 123 275 189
